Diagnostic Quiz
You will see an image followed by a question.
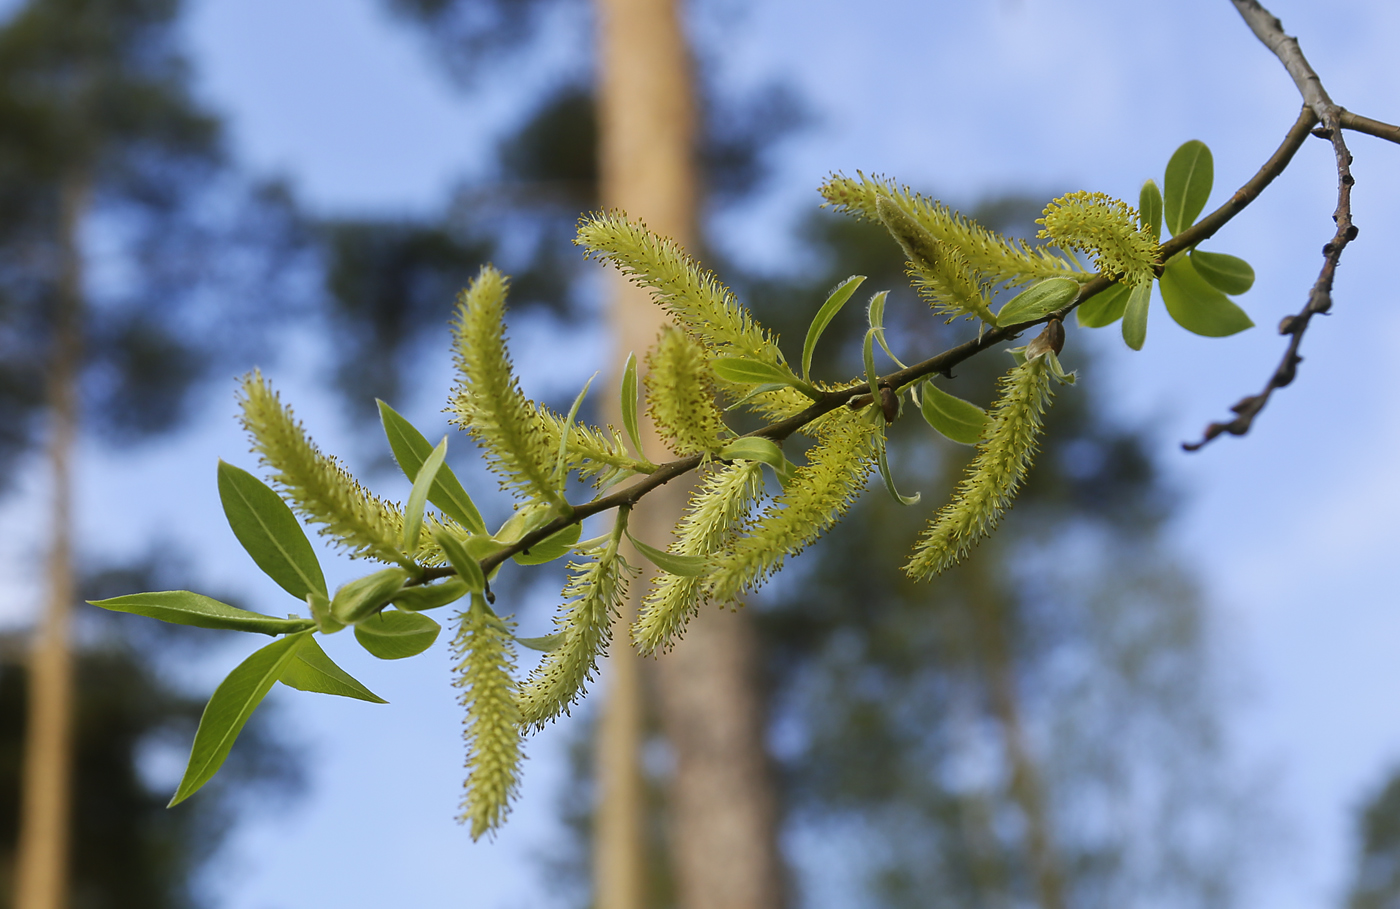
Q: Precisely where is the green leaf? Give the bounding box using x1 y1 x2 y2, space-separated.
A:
875 431 920 505
1139 178 1163 243
718 436 785 472
89 591 315 636
1122 281 1152 350
919 381 988 446
1189 249 1255 295
995 277 1080 327
711 358 816 399
307 593 344 634
1159 258 1254 337
217 461 326 602
392 578 469 612
626 531 710 577
516 632 564 653
377 400 487 535
620 352 643 457
1163 140 1213 236
402 436 448 552
553 372 597 487
513 522 583 566
171 630 312 806
279 637 387 703
432 529 487 592
330 568 411 625
354 610 442 660
1076 283 1131 328
802 275 865 381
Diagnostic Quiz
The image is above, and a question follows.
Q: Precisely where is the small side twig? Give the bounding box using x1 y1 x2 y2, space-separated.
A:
1187 1 1360 450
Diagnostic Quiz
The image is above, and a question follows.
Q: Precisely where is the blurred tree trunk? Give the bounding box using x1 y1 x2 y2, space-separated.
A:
593 1 784 907
14 172 89 909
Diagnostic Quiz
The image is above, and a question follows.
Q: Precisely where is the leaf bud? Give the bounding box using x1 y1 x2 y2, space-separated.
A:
330 567 411 624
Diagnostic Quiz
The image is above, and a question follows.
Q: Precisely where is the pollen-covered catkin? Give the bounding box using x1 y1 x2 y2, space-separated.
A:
877 196 995 324
455 595 523 840
646 326 728 456
1037 191 1159 288
905 354 1053 580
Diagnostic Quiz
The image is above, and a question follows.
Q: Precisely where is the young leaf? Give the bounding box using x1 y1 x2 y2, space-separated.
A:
90 591 315 636
1159 258 1254 337
718 436 786 473
432 528 487 593
553 373 597 487
513 522 584 566
279 636 387 703
307 593 344 634
1189 249 1255 295
802 275 865 381
620 352 643 457
170 630 313 806
919 382 988 446
217 461 326 602
1122 281 1152 350
354 610 442 660
1139 178 1163 243
393 578 470 612
377 400 487 535
875 430 920 506
994 277 1080 327
330 568 411 624
711 358 817 399
515 632 564 653
1163 140 1213 236
403 436 449 552
1076 282 1131 328
626 531 711 577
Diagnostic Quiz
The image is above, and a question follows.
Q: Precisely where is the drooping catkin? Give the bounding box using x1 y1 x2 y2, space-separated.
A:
1037 191 1159 288
455 595 523 840
238 371 404 563
633 461 765 654
905 355 1053 580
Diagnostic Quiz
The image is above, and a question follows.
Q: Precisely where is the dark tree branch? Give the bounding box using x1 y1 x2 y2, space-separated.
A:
1186 1 1360 450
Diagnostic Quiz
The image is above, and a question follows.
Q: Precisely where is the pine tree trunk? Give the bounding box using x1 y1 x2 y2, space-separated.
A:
14 173 88 909
593 1 784 907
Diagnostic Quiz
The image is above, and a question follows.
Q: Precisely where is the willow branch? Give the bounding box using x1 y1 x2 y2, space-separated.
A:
1186 0 1359 450
1340 110 1400 146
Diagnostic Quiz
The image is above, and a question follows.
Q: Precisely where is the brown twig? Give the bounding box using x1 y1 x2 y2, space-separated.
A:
1340 110 1400 146
1186 1 1360 450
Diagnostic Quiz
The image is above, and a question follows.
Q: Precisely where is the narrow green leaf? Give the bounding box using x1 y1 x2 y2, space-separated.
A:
919 382 988 446
403 436 448 552
354 610 442 660
553 373 597 487
620 352 643 456
513 522 583 566
217 461 326 601
1189 249 1255 295
866 288 888 331
875 431 920 505
1163 140 1213 236
718 436 786 473
1159 258 1254 337
377 400 487 535
1139 178 1163 243
431 529 487 593
392 578 469 612
329 568 411 624
171 630 312 806
1122 281 1153 350
802 275 865 381
1076 283 1131 328
711 358 817 399
995 277 1080 327
626 531 711 577
279 637 387 703
90 591 315 636
516 632 564 653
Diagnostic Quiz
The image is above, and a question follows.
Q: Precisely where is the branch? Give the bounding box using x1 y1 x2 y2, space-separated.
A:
1185 1 1360 450
1339 110 1400 146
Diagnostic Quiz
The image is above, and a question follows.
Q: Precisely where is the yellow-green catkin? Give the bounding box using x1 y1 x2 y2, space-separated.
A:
706 414 878 602
876 196 995 324
633 461 765 654
1037 191 1159 287
645 326 728 456
905 355 1053 580
574 213 809 422
455 595 523 840
820 172 1083 286
516 527 636 730
448 266 560 505
238 371 404 562
536 407 644 484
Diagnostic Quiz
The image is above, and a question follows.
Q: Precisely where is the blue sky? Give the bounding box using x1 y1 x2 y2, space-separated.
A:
3 0 1398 906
